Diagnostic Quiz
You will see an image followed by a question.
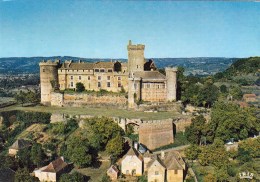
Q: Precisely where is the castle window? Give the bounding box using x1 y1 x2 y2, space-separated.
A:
118 77 121 81
42 69 45 72
95 69 99 72
137 65 138 68
98 82 101 88
118 82 121 88
71 82 73 87
174 170 178 174
79 76 81 80
100 69 105 72
134 83 137 89
88 76 90 80
147 83 150 88
157 84 160 89
107 76 110 80
107 82 111 88
71 76 73 80
108 69 113 72
98 76 101 80
155 171 159 175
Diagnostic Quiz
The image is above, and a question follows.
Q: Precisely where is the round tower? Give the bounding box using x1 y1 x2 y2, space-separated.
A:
39 60 59 105
127 40 145 73
165 67 178 101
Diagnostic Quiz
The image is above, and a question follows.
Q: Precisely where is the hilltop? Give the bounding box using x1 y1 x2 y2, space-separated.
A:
0 57 237 76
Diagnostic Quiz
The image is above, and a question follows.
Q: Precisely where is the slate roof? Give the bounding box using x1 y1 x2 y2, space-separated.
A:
0 168 15 182
9 139 31 150
163 151 185 170
60 62 94 70
41 157 68 173
59 60 126 70
124 147 143 161
147 155 166 169
133 71 166 81
146 151 185 171
107 165 119 173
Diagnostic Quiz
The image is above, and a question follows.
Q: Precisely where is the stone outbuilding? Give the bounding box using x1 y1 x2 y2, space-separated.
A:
8 139 31 156
34 157 71 182
121 147 143 176
107 165 119 181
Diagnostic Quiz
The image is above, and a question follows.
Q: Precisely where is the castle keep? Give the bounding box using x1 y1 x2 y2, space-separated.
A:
39 41 178 108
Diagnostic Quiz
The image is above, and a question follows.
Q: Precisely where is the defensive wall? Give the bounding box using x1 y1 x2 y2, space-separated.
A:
50 92 127 109
139 119 174 150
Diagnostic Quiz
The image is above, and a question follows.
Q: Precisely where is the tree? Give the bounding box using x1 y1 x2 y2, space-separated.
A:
59 172 85 182
76 82 85 92
17 148 31 168
84 117 124 151
203 173 217 182
15 168 39 182
198 144 229 169
186 115 207 145
65 136 92 168
197 82 219 108
184 145 201 160
31 143 45 167
220 85 227 93
106 134 124 157
209 101 259 142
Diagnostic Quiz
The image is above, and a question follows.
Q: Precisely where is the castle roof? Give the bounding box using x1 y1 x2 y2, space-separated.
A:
41 157 68 173
9 139 31 150
59 61 126 70
60 62 94 70
133 71 166 81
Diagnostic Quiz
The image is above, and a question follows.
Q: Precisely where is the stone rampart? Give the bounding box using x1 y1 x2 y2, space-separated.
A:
173 118 192 132
50 92 127 108
139 119 174 150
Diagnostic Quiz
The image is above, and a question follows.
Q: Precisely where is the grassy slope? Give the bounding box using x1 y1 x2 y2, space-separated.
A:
0 105 184 120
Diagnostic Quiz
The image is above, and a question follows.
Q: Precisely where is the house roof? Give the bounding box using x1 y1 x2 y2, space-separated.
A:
0 168 15 182
123 147 143 161
94 62 115 69
41 157 68 173
107 165 119 173
9 139 31 150
147 155 166 169
243 94 256 98
163 151 185 170
133 71 166 81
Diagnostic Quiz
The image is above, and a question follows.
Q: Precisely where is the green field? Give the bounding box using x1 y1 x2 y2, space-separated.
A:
0 105 184 120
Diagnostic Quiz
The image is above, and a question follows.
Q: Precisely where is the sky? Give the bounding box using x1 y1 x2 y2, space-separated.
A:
0 0 260 58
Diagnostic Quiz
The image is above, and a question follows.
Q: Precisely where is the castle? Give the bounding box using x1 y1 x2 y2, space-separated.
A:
39 41 178 109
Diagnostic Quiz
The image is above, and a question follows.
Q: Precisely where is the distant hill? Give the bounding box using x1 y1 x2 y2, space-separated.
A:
214 57 260 86
0 56 238 75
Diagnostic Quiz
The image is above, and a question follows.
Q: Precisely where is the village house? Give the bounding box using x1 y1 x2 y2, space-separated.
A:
147 156 166 182
121 148 187 182
8 139 31 156
34 157 71 182
243 93 257 102
107 165 119 181
121 147 143 176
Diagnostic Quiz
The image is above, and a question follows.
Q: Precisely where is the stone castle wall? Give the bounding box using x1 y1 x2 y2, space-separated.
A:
139 119 174 150
50 92 127 108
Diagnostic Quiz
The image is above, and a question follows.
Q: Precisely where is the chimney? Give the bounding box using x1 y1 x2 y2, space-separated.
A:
161 151 165 159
